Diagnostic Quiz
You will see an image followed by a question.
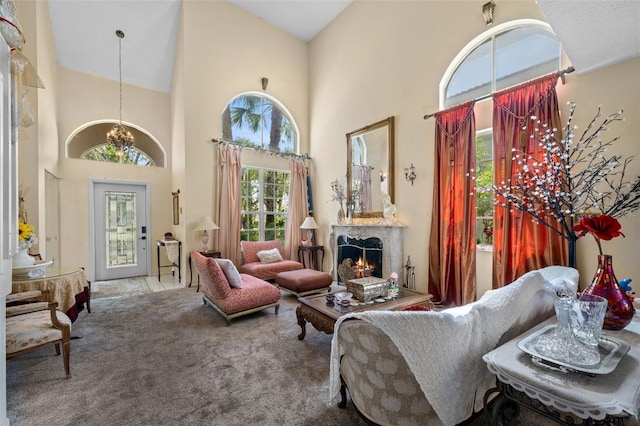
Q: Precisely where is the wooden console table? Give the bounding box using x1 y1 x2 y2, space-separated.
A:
296 287 432 340
483 317 640 424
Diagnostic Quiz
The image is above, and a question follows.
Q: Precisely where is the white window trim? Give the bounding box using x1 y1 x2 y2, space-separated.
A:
439 19 555 110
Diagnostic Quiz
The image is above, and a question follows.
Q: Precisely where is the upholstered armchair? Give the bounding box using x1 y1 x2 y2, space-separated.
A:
238 240 303 281
191 251 281 325
6 290 72 379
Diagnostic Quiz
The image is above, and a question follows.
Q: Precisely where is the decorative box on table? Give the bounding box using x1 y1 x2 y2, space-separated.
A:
347 277 389 302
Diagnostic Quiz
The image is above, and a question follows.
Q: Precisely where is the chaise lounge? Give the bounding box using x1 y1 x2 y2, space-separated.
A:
191 251 281 325
330 266 579 425
238 240 303 281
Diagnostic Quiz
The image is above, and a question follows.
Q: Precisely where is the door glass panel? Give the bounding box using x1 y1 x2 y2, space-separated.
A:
105 191 137 268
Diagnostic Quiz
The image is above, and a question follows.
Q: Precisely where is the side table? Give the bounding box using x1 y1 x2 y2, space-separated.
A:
298 245 324 271
188 250 221 291
482 317 640 424
156 240 181 283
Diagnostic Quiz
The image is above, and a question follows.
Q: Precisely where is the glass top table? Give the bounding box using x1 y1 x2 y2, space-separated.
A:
482 316 640 423
12 266 90 322
296 287 432 340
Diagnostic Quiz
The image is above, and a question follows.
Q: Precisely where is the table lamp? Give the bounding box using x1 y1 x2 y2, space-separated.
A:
194 215 219 251
300 216 319 246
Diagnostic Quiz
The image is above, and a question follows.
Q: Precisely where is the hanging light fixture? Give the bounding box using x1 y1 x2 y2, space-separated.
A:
107 29 134 161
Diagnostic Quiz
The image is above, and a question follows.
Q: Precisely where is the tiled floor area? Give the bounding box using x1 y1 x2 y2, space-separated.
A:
92 273 184 299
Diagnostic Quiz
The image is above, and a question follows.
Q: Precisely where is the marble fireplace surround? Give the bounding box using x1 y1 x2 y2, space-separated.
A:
329 224 405 283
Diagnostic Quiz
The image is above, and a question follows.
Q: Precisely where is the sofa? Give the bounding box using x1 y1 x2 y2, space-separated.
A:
191 251 281 325
238 240 303 281
330 266 579 425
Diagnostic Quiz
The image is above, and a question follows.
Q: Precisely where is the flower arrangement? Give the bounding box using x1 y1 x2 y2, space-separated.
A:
574 215 625 255
331 178 346 206
475 102 640 266
18 219 37 249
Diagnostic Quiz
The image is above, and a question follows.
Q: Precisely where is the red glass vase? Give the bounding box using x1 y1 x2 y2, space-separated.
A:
581 254 635 330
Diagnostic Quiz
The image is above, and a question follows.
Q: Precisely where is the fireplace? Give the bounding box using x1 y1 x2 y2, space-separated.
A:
336 236 383 282
330 223 405 284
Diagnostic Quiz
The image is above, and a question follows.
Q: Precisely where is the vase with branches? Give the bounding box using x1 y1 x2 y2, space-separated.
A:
474 102 640 267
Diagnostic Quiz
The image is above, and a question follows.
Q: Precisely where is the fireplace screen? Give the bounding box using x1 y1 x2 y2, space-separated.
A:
337 236 383 283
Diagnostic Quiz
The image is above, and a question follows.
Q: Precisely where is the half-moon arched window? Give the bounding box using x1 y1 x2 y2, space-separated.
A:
441 20 561 108
222 92 298 154
67 121 165 167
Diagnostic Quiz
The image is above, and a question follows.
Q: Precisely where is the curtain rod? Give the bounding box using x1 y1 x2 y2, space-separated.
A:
210 138 311 161
423 66 575 120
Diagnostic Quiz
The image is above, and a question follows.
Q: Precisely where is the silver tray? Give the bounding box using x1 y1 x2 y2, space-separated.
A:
517 324 630 375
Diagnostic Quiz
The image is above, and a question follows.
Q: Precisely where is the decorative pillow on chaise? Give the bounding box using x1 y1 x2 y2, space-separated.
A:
215 258 243 289
257 248 283 263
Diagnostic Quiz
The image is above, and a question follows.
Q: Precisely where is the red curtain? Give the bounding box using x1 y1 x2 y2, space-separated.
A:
428 101 476 306
492 74 568 288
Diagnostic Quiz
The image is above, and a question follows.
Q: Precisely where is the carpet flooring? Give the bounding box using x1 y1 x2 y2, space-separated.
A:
5 285 626 425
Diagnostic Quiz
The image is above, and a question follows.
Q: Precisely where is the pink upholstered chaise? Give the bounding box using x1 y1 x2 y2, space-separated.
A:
191 251 281 325
238 240 303 281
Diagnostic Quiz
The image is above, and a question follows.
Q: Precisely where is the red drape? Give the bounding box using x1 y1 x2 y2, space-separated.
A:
428 101 476 306
492 74 568 288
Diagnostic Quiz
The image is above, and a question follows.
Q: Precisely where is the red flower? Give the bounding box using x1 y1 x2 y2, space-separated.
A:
574 215 625 254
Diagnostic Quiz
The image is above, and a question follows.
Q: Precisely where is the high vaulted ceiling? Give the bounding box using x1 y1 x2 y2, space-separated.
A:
45 0 640 94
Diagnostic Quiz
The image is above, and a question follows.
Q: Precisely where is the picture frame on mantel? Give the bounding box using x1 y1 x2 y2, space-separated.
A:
172 190 180 225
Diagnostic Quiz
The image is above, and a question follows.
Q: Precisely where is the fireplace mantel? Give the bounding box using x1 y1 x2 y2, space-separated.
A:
329 224 406 283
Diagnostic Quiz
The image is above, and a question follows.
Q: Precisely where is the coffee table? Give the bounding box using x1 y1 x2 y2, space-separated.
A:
296 288 432 340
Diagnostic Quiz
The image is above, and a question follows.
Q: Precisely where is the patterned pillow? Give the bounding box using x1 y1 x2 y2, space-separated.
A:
257 248 283 263
191 251 232 299
214 258 243 289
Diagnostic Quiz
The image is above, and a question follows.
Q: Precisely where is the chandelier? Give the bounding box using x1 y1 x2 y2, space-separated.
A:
107 29 134 160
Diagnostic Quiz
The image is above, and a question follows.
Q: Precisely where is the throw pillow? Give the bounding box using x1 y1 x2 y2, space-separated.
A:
215 258 243 289
257 248 283 263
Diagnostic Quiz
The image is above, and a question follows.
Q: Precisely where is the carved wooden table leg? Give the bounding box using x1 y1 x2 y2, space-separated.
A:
296 303 337 340
296 305 307 340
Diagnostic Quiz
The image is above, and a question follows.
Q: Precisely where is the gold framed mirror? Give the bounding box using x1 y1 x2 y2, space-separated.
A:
346 116 395 218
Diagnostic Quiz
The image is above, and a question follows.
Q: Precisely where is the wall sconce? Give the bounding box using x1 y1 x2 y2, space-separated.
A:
261 77 269 90
404 164 416 186
482 1 495 26
380 171 387 182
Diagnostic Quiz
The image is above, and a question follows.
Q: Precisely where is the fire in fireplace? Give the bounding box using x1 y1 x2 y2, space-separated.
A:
337 235 383 282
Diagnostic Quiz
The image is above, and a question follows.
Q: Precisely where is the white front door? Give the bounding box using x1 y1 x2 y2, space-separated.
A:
93 182 149 280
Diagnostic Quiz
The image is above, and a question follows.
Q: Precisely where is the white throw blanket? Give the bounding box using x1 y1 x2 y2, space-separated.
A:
163 240 179 265
329 267 579 425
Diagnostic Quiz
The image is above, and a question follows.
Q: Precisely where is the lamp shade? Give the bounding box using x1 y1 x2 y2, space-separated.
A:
300 216 319 230
194 216 219 232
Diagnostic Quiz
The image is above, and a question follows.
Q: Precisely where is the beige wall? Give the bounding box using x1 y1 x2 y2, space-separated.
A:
178 1 309 261
309 0 640 295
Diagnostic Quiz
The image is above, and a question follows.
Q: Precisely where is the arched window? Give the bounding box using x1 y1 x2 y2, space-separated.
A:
67 121 165 167
440 20 562 246
222 92 298 154
441 20 561 108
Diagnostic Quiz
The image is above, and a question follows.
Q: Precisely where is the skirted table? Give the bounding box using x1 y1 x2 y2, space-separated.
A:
483 316 640 424
12 267 91 322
